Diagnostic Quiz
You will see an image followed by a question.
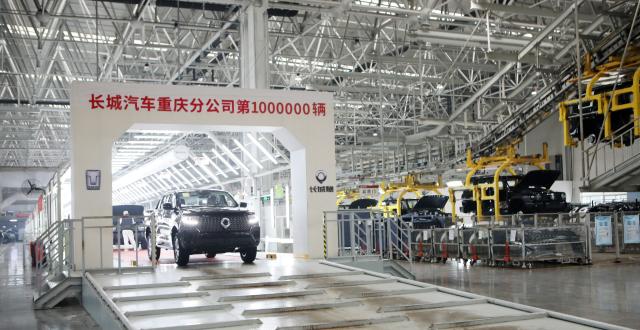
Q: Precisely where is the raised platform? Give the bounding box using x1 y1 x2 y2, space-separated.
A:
82 254 630 330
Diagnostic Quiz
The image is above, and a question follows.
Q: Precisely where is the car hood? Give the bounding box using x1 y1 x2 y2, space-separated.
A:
513 170 560 191
413 195 449 211
180 206 248 215
348 199 378 209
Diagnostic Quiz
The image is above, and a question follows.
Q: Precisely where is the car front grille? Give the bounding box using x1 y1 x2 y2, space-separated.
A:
200 214 249 232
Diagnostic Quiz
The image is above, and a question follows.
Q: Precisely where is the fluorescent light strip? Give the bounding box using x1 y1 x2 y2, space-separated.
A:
180 163 201 185
247 133 278 165
151 176 170 191
195 157 223 186
218 143 250 173
210 148 238 176
173 165 194 187
201 153 229 178
116 145 158 149
186 159 210 183
158 175 176 190
167 171 186 189
233 139 264 169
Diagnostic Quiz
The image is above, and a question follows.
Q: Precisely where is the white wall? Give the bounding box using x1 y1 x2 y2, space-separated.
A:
70 82 337 267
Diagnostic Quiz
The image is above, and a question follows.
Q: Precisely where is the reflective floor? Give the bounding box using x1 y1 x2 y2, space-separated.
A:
2 240 638 329
402 256 640 328
87 255 616 330
0 242 98 330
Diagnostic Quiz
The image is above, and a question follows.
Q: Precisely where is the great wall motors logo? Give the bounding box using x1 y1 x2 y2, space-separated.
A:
310 170 334 193
315 170 327 184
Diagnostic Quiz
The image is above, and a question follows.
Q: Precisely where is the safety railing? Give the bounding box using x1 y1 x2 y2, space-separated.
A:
323 210 386 261
386 217 413 263
584 120 640 185
33 218 80 298
32 214 158 299
323 212 593 269
79 215 156 273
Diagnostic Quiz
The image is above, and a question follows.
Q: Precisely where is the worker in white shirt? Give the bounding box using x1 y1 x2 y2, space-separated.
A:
121 210 136 250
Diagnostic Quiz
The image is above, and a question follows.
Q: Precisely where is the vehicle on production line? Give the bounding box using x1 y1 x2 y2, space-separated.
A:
146 190 260 266
460 170 570 216
400 195 452 229
112 205 147 249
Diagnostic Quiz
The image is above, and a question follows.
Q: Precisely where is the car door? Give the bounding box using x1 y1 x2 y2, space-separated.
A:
156 194 174 248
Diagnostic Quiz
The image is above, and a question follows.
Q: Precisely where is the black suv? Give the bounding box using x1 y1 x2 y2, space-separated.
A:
401 195 452 229
461 170 569 215
147 190 260 266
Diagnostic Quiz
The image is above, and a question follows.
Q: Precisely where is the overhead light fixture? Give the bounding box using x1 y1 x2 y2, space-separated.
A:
9 219 17 222
210 148 238 176
201 153 229 178
247 133 278 165
233 139 264 170
220 143 251 172
373 132 378 137
446 180 464 188
436 84 445 90
531 90 538 95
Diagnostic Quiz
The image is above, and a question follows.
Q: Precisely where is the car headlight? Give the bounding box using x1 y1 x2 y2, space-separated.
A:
182 216 199 226
248 213 258 224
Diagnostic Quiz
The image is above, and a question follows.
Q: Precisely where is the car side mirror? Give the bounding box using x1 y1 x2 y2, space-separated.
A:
239 202 248 208
162 202 174 210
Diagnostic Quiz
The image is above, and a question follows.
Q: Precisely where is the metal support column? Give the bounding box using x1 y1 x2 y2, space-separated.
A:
240 1 269 89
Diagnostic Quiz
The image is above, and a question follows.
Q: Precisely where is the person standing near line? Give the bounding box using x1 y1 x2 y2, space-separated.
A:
121 210 136 250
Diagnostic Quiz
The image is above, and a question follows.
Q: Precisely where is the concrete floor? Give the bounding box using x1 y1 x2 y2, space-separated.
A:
401 257 640 329
0 242 98 330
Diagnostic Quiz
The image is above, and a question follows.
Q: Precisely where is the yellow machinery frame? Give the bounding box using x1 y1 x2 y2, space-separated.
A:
377 174 442 217
336 189 359 206
559 52 640 146
465 143 549 220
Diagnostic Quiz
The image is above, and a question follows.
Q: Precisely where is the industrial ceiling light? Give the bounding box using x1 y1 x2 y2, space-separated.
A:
233 139 264 169
210 148 238 176
373 132 378 137
195 156 223 187
247 133 278 165
219 143 251 173
201 153 229 178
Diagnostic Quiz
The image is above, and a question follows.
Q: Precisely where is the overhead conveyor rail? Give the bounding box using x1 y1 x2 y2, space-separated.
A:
472 20 640 158
81 258 631 330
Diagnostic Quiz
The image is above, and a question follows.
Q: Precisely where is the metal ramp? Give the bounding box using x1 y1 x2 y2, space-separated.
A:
81 257 629 330
33 273 82 309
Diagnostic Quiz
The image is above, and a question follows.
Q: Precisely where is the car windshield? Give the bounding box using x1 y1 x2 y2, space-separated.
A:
177 191 238 208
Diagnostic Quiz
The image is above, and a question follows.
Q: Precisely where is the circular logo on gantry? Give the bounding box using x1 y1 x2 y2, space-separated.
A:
220 217 231 229
315 170 327 184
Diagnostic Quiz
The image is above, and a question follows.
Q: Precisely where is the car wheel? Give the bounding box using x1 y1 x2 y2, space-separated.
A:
173 235 190 266
240 247 257 264
139 235 149 250
205 253 216 259
146 235 160 261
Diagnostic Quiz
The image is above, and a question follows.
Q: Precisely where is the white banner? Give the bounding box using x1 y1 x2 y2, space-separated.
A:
623 214 640 244
595 215 613 246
